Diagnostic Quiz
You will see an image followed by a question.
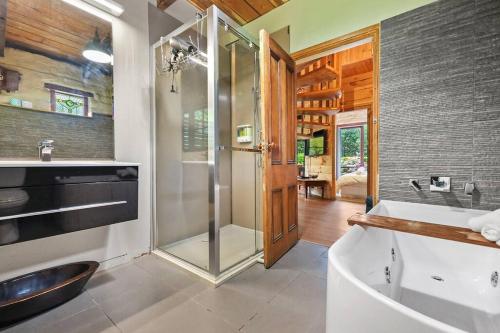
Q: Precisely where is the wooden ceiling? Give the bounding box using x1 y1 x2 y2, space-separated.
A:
158 0 289 25
2 0 111 65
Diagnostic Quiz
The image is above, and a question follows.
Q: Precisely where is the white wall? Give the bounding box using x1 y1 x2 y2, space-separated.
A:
0 0 154 281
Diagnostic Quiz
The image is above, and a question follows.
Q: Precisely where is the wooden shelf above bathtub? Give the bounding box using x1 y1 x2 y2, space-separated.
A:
348 213 500 249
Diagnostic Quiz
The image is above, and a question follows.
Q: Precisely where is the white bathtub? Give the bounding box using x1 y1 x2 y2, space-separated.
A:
326 200 500 333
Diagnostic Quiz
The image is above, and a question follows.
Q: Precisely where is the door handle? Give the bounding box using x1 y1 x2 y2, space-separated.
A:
257 142 275 153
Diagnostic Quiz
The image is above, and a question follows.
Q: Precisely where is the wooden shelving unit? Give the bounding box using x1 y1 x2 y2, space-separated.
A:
348 213 500 249
297 88 341 101
298 121 330 127
297 107 339 116
297 63 338 87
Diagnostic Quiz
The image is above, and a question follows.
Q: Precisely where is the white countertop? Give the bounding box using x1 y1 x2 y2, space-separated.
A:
0 160 141 167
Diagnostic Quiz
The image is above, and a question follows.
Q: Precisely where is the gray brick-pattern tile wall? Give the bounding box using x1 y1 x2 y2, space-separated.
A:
380 0 500 210
0 105 114 159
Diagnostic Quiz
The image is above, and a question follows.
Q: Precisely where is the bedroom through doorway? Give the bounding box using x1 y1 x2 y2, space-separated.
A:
291 25 379 246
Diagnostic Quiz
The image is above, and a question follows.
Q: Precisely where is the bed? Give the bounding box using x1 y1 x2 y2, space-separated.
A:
336 168 367 201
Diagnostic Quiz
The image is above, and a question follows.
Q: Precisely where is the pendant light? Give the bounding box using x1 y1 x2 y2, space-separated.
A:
83 29 112 64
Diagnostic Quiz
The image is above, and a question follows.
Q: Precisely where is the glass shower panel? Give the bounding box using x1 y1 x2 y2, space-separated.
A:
155 18 211 271
217 22 262 273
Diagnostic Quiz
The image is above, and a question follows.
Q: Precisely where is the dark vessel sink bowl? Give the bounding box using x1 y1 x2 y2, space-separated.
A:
0 261 99 327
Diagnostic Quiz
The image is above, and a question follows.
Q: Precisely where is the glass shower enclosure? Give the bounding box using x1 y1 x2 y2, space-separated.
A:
152 6 262 283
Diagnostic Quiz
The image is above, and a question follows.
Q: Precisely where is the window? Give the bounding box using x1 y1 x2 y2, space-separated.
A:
44 83 93 117
297 139 307 165
182 108 208 152
337 123 368 177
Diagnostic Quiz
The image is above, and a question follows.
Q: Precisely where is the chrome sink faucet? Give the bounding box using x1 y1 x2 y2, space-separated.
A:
38 139 55 162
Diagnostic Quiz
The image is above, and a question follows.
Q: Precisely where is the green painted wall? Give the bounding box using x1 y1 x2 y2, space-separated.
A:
244 0 436 53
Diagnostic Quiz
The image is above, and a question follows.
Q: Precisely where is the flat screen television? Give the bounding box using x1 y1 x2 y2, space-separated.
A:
308 130 327 156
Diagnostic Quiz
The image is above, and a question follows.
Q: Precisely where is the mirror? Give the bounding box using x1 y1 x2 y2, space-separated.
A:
0 0 114 159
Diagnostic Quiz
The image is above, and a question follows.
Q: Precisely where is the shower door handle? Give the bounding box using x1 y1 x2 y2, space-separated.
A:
257 142 275 153
231 147 262 153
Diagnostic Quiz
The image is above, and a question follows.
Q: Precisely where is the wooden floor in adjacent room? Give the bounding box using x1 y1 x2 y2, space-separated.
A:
298 196 365 246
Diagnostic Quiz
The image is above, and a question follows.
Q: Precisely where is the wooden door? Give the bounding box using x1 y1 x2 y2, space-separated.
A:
259 30 298 268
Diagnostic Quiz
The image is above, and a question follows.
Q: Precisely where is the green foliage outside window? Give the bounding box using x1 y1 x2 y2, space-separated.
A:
339 124 368 175
297 139 306 165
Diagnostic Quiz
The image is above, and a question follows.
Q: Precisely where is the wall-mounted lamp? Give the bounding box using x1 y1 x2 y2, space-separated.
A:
83 29 113 64
62 0 124 22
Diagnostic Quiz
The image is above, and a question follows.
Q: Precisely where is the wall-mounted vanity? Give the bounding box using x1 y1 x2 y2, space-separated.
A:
0 161 139 246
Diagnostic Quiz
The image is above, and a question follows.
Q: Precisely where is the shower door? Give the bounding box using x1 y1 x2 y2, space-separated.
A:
216 17 263 273
153 6 262 279
154 16 211 272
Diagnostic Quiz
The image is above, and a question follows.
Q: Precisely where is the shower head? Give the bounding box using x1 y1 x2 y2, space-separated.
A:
169 37 196 55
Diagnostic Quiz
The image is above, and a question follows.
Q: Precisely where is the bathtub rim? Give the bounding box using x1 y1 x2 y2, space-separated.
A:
329 224 467 333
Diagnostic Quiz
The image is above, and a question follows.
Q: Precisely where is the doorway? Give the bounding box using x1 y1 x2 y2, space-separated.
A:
291 25 380 246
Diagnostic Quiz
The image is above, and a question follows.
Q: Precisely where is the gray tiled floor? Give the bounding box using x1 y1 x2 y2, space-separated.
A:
2 241 328 333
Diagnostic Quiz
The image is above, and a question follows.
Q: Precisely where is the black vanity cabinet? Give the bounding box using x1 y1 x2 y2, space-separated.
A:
0 165 138 246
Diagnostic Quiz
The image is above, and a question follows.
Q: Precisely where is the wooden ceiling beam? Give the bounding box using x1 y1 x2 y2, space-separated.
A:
157 0 176 11
186 0 286 25
186 0 212 11
211 0 258 24
244 0 274 15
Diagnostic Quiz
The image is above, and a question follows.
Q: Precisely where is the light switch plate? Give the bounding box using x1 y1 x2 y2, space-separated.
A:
430 176 451 192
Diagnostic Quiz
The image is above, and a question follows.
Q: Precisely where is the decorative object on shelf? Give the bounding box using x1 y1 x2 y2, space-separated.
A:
236 124 252 143
0 261 99 327
0 67 21 93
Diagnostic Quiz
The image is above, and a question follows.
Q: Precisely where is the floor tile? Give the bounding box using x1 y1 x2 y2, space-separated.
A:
222 263 301 303
86 263 156 304
273 241 329 279
120 298 237 333
1 291 96 333
134 254 210 298
192 284 267 330
240 272 327 333
38 306 119 333
3 246 328 333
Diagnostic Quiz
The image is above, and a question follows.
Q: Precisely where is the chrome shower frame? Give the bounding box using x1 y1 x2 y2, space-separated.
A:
150 5 261 285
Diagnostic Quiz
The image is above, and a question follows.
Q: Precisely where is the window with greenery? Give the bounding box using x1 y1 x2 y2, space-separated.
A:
183 108 208 152
44 83 93 117
297 139 307 165
338 123 368 176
